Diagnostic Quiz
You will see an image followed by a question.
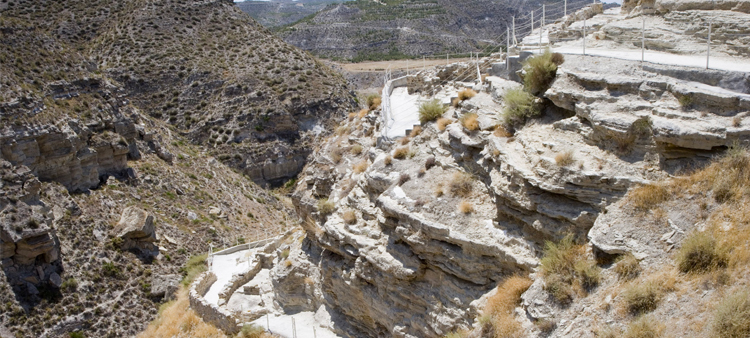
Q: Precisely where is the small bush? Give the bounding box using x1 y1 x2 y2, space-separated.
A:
732 116 742 127
419 99 447 123
483 276 533 338
351 144 363 155
342 210 357 225
459 200 474 214
675 231 727 274
102 262 120 277
460 113 479 131
409 126 422 137
555 150 575 167
449 172 474 197
384 155 393 166
61 278 78 291
615 253 641 281
523 49 561 95
393 146 409 159
317 198 335 215
358 108 369 118
69 332 85 338
366 94 382 110
502 87 539 127
494 125 512 137
331 147 343 164
678 94 693 109
712 291 750 338
623 280 666 316
628 183 671 210
623 316 664 338
399 173 411 186
458 88 476 101
540 234 601 303
181 254 207 286
400 137 410 145
353 160 369 174
437 117 452 131
238 324 268 338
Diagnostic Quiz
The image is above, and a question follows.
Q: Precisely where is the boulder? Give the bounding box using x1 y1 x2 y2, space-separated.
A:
112 207 156 243
150 274 181 300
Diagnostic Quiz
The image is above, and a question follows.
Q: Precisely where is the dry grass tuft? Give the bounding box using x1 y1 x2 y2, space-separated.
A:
138 289 228 338
400 137 411 145
437 117 453 131
458 88 477 101
353 160 369 174
483 276 533 338
366 94 382 110
419 99 447 123
712 290 750 338
615 253 641 281
347 112 357 120
449 172 474 197
623 316 664 338
494 125 512 137
316 198 335 215
732 116 742 127
351 144 363 155
434 183 444 197
622 272 676 316
342 210 357 225
399 173 411 186
358 108 369 119
425 156 436 170
384 155 392 166
459 200 474 214
237 324 274 338
628 183 671 210
540 234 601 304
554 150 575 167
409 125 422 138
331 147 343 164
393 146 409 159
460 113 479 131
675 231 727 274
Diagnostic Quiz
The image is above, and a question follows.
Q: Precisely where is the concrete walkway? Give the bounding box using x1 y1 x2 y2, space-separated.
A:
204 250 250 305
251 311 341 338
385 87 421 139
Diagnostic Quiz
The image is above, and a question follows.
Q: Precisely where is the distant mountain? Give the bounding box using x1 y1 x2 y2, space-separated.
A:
237 0 349 27
275 0 542 61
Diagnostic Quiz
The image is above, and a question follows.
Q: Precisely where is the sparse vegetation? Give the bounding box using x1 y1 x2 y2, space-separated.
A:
399 173 411 186
554 150 575 167
460 113 479 131
317 198 336 215
437 117 453 131
425 156 436 170
623 316 664 338
675 231 727 274
539 234 601 304
522 49 564 95
678 94 693 109
366 94 382 110
419 99 447 123
458 88 476 101
384 155 393 166
353 160 369 174
449 172 474 197
409 126 422 137
628 183 671 210
712 290 750 338
459 200 474 214
342 210 357 225
622 273 675 316
138 289 227 338
482 276 533 338
351 144 363 155
180 254 207 286
238 324 272 338
502 87 539 127
615 253 641 281
393 146 409 159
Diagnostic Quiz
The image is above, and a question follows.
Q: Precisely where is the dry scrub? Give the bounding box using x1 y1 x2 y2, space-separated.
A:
554 150 575 167
622 271 676 316
342 210 357 225
460 113 479 131
449 172 474 197
458 88 476 101
437 117 453 131
481 276 533 338
393 146 409 159
138 289 227 338
353 160 369 174
540 234 601 305
459 200 474 214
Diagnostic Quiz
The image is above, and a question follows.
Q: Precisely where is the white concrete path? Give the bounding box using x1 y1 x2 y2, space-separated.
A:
204 250 250 305
250 311 342 338
385 87 421 138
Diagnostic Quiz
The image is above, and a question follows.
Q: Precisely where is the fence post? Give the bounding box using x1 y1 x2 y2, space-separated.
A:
512 16 516 46
423 56 425 73
583 17 586 55
641 16 645 62
447 53 449 66
565 0 567 17
266 314 270 332
541 4 545 53
531 11 534 39
706 21 711 69
507 27 511 71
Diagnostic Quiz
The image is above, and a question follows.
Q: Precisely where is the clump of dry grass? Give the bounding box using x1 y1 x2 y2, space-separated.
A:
540 234 601 304
425 156 436 170
712 290 750 338
342 210 357 225
384 155 392 166
458 88 477 101
399 173 411 186
347 112 357 120
459 200 474 214
494 125 512 137
623 316 664 338
482 276 533 338
351 144 363 155
138 289 228 338
615 253 641 281
628 183 671 210
409 126 422 137
419 99 447 123
353 160 369 174
358 108 369 119
316 198 335 215
449 172 474 197
675 231 727 274
437 117 453 131
554 150 575 167
460 113 479 131
400 137 410 145
434 183 444 197
393 146 409 159
366 94 382 111
331 147 343 164
732 116 742 127
622 272 676 316
237 324 273 338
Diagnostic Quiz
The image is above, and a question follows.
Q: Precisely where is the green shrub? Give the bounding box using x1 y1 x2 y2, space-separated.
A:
419 99 447 123
181 254 207 286
316 198 335 215
502 87 539 127
712 291 750 338
366 94 381 110
61 278 78 291
540 234 601 303
675 231 727 274
522 49 562 95
69 332 85 338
